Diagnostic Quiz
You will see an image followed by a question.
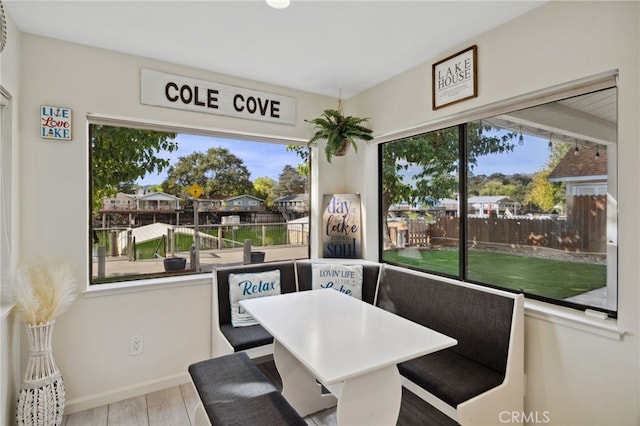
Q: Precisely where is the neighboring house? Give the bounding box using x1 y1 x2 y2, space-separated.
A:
435 198 460 217
467 195 521 216
197 196 226 212
389 197 439 216
274 194 309 220
136 192 181 211
102 192 137 211
218 194 265 212
547 146 608 253
548 146 608 196
274 194 309 212
101 191 180 212
388 201 425 214
389 196 520 217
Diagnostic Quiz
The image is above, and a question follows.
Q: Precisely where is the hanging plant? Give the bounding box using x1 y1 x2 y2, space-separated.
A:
305 103 373 163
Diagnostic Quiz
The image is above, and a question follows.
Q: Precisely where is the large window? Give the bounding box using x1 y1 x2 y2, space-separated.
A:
90 124 309 284
381 87 617 316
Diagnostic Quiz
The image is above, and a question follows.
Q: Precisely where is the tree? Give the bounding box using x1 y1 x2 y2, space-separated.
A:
525 142 569 212
253 177 276 207
91 125 178 211
381 123 516 248
273 165 308 198
162 147 253 198
468 172 532 204
526 169 561 212
286 145 309 176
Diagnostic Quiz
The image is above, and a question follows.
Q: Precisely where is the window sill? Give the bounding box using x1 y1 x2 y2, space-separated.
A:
83 272 212 298
1 303 14 320
525 299 625 340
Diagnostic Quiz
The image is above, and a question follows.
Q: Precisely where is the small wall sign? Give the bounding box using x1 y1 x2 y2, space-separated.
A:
322 193 361 259
140 69 296 125
432 45 477 110
40 105 72 140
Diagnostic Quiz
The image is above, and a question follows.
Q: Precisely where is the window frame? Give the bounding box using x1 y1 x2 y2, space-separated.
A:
377 74 618 318
88 115 311 286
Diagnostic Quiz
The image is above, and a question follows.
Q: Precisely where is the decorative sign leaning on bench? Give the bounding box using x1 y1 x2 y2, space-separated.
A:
322 193 362 258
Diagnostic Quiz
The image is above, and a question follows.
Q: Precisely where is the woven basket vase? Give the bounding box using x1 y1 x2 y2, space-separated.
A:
16 320 65 426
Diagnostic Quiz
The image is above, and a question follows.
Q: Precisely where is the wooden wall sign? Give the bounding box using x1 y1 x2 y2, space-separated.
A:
432 45 477 110
141 69 296 125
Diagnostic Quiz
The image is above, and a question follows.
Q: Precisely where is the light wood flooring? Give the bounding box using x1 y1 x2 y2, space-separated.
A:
63 358 457 425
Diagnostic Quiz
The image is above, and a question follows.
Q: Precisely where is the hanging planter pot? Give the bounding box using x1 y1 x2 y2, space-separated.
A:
335 139 351 157
305 98 373 163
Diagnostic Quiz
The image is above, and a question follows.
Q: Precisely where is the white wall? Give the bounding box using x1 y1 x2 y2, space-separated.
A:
352 2 640 425
6 1 640 424
14 33 341 412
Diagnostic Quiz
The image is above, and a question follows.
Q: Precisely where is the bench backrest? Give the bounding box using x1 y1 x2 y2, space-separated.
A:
215 261 298 327
296 261 381 305
378 266 514 375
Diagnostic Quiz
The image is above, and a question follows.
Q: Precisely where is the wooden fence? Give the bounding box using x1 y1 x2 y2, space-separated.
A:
396 195 607 253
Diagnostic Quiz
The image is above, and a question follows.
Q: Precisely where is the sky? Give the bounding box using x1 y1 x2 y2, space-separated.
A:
472 133 551 176
136 131 551 187
136 133 303 186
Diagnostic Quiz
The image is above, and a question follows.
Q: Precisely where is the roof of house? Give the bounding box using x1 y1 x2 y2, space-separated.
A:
548 147 608 180
274 194 309 203
137 192 180 201
224 194 265 203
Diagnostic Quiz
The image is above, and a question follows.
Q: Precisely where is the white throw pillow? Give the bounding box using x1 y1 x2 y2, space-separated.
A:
229 270 281 327
311 263 363 300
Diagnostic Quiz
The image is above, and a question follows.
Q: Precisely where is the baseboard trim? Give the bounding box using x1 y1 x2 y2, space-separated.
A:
64 372 191 415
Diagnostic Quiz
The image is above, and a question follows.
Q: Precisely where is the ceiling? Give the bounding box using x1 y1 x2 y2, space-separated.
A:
4 0 545 99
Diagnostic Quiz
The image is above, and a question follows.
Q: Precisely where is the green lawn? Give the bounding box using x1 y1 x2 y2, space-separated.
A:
383 248 606 299
126 225 290 260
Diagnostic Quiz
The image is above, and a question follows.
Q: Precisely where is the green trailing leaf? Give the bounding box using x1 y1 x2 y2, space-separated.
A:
305 109 373 163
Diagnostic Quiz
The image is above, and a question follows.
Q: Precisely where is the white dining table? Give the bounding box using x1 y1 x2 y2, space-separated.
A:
240 289 457 425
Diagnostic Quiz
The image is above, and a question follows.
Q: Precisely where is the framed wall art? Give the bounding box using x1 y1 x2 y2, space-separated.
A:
432 45 477 110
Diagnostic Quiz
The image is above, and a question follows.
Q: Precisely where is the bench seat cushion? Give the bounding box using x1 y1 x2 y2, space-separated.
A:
189 352 306 426
209 391 307 426
378 267 514 374
220 323 273 352
189 353 277 404
398 349 504 408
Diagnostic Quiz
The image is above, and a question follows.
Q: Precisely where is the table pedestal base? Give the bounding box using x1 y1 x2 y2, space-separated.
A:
337 364 402 425
274 340 337 415
274 340 402 425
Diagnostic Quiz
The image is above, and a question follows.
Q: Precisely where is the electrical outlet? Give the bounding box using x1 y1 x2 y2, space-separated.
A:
130 335 143 356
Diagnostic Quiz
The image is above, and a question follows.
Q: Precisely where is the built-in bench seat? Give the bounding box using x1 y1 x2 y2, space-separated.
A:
211 259 523 425
377 264 524 425
188 352 306 426
214 259 382 356
214 261 298 356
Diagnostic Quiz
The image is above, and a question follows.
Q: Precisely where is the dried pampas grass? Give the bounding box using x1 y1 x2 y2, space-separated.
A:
10 262 78 325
